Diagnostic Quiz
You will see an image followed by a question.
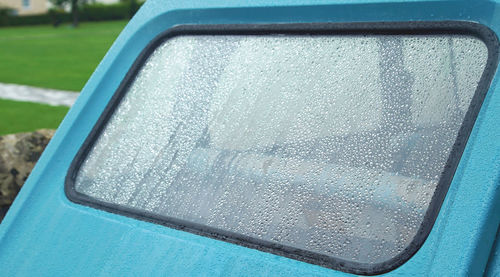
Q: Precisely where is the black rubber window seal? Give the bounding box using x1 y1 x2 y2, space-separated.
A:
65 21 499 275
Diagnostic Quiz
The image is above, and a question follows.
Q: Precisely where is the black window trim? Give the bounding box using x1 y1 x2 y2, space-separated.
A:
65 21 499 275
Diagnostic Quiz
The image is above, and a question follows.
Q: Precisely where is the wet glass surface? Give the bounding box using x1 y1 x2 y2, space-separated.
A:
74 34 488 264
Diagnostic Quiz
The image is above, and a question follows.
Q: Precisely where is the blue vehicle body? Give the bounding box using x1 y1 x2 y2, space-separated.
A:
0 0 499 276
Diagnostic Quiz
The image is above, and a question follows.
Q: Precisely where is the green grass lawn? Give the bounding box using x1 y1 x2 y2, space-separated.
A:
0 21 126 135
0 20 127 91
0 99 69 136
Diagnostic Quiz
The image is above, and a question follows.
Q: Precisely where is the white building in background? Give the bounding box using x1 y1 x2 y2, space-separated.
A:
0 0 121 16
0 0 49 15
93 0 119 4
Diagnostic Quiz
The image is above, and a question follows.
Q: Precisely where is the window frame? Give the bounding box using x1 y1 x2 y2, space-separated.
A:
64 21 499 275
22 0 30 9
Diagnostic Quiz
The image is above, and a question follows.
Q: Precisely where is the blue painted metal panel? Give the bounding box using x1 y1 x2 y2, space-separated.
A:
486 228 500 277
0 0 499 276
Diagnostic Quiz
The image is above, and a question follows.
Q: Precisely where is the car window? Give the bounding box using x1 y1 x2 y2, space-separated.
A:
69 25 494 273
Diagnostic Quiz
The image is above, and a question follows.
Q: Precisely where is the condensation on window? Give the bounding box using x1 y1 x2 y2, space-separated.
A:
74 34 488 264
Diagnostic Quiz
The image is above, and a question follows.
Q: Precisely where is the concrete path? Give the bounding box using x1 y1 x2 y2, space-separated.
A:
0 83 79 107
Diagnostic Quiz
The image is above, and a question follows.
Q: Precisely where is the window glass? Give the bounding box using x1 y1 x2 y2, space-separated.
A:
73 34 488 266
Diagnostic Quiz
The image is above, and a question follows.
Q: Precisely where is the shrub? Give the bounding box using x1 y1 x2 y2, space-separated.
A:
0 6 15 26
1 13 52 26
80 3 130 21
79 1 143 22
48 8 72 26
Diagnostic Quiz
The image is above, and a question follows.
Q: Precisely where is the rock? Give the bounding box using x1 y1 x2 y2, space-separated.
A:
0 129 55 222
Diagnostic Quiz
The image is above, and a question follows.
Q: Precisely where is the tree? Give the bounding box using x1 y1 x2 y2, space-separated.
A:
71 0 78 27
49 0 82 27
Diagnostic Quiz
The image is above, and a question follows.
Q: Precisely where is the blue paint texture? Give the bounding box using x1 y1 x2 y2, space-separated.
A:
486 228 500 276
0 0 499 276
